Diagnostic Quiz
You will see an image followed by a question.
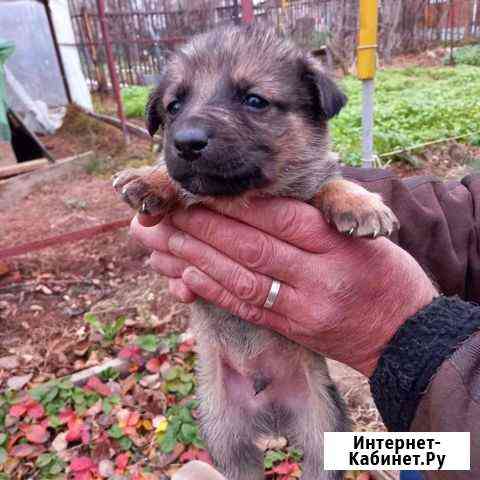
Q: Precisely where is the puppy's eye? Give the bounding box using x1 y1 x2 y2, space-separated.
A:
167 100 182 115
243 94 269 110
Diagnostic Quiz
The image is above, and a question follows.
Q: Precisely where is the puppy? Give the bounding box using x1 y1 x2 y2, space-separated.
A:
113 25 398 480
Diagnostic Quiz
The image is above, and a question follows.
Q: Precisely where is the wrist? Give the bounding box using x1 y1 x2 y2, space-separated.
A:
356 247 438 377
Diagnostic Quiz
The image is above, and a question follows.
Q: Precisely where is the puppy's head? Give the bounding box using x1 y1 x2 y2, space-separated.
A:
147 25 347 197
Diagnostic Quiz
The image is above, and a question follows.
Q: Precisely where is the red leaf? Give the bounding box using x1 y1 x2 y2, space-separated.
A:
127 411 140 427
178 339 195 353
73 473 93 480
115 452 129 471
196 449 213 465
180 449 196 463
25 424 49 444
180 447 212 465
119 346 142 362
9 403 27 418
27 402 45 419
70 456 96 472
272 461 297 475
11 443 37 458
59 409 76 424
85 377 112 397
146 355 166 373
66 417 84 442
81 427 90 445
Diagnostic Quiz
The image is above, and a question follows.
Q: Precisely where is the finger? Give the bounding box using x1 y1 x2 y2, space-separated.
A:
130 214 179 253
149 251 189 278
182 267 290 334
168 232 301 316
209 197 345 253
169 278 197 303
170 209 309 284
137 212 164 227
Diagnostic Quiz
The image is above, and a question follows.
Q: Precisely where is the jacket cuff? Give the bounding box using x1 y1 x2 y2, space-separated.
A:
370 296 480 431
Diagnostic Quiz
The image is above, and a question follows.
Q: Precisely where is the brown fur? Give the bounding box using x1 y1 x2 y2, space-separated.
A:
113 25 398 480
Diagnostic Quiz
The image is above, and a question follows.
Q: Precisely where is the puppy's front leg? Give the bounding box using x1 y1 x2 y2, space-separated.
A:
112 164 180 217
313 178 399 238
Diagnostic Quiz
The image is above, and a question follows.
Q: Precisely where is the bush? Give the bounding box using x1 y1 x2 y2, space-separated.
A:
450 44 480 67
122 86 151 118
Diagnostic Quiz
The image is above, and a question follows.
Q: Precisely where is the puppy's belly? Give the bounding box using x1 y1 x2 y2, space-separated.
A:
191 301 329 413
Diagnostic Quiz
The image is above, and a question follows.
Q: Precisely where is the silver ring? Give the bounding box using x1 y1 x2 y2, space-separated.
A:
264 279 281 309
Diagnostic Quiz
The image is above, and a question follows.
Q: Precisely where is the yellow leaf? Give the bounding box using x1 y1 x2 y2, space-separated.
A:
155 419 168 434
139 419 153 431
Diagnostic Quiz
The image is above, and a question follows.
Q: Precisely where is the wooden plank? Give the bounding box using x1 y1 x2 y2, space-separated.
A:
0 158 49 180
0 151 94 209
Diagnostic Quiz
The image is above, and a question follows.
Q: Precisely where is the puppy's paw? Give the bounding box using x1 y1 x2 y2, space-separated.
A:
325 198 398 238
315 179 399 238
112 168 176 216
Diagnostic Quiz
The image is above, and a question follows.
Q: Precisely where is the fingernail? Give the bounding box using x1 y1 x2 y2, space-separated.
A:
168 232 186 253
183 267 202 286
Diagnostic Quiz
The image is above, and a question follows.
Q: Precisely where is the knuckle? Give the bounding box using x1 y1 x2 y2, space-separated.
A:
238 302 265 324
198 214 218 243
272 201 301 239
230 268 259 303
237 233 274 270
216 287 234 309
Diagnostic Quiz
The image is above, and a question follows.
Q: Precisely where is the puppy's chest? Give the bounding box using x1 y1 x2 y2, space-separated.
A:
190 300 294 360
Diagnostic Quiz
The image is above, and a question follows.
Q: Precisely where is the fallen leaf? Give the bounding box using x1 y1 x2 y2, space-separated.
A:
52 432 68 452
10 443 37 458
178 339 195 353
85 376 112 397
27 402 45 420
25 424 50 444
9 403 27 418
115 452 129 471
0 262 9 277
146 355 167 373
0 355 19 370
119 346 142 363
7 374 33 391
70 456 96 472
59 409 76 424
98 459 114 477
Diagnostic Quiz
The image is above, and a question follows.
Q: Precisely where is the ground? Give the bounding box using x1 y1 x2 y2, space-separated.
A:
1 49 479 478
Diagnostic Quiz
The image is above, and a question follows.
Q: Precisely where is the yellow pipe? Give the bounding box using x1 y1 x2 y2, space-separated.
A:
357 0 378 80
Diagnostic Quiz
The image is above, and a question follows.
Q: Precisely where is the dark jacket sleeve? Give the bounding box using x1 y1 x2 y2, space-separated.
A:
341 166 480 302
370 296 480 480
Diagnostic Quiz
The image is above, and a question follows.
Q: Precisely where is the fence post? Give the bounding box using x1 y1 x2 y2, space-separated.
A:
357 0 378 169
241 0 254 24
96 0 130 144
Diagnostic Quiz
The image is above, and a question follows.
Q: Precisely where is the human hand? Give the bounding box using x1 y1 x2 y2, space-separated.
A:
131 198 437 377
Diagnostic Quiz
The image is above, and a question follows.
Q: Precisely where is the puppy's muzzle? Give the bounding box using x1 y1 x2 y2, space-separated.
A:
174 126 209 161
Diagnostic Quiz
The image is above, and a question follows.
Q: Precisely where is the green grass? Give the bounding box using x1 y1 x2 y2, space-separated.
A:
122 65 480 165
122 85 151 118
332 65 480 164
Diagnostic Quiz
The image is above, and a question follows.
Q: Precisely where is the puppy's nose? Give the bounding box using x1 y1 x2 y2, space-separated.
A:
174 127 209 158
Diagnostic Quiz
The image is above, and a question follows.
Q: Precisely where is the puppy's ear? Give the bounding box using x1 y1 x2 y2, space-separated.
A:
301 57 347 120
145 89 164 137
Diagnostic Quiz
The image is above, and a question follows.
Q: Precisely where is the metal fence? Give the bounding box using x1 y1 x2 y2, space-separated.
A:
68 0 480 90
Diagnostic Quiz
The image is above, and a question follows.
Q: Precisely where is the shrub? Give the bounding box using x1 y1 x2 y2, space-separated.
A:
450 44 480 67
